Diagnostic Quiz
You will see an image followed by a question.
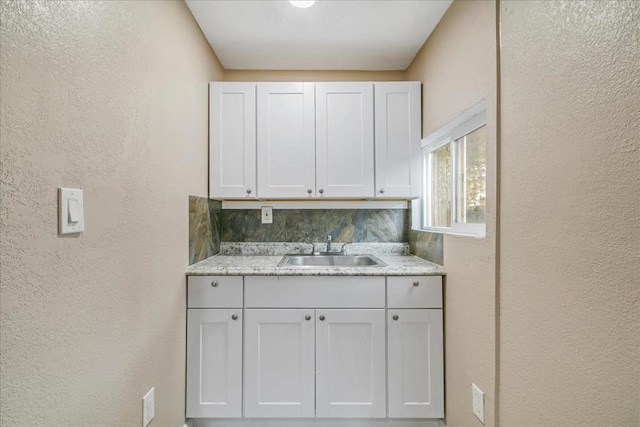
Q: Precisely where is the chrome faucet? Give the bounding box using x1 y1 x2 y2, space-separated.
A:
326 234 332 253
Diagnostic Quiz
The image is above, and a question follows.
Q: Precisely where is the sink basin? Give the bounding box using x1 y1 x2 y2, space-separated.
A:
278 254 388 268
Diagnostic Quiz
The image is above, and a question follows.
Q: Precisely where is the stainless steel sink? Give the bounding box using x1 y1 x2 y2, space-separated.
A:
278 254 388 268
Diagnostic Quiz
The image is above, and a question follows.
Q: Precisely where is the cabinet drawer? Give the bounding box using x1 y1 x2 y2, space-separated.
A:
387 276 442 308
187 276 243 308
245 276 385 308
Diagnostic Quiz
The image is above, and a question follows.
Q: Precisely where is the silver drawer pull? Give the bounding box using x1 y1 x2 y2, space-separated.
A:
307 189 312 194
305 315 311 321
319 189 324 194
246 188 252 195
413 281 420 287
211 281 218 287
393 314 399 321
319 315 325 321
231 314 238 321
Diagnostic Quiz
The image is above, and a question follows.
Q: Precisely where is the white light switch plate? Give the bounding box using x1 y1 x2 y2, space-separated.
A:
261 206 273 224
472 383 485 424
59 188 84 235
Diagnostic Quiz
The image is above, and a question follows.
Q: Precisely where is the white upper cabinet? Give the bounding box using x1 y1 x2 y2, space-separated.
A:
316 83 375 198
209 81 421 200
209 83 256 199
374 82 421 198
257 83 316 198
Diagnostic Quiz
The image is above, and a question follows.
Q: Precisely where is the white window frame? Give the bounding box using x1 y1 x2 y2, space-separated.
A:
413 100 487 237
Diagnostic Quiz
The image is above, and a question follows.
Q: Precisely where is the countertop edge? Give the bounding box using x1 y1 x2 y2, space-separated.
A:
186 254 446 277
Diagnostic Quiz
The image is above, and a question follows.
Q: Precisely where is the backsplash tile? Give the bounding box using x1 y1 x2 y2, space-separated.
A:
191 202 443 265
221 209 407 243
409 229 444 265
188 196 221 265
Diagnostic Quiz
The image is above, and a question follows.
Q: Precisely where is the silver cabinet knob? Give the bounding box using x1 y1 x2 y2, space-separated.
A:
211 281 218 287
319 315 325 321
393 314 399 321
307 189 312 195
380 189 385 194
231 314 238 320
246 188 252 195
305 315 311 321
319 189 324 195
413 281 420 287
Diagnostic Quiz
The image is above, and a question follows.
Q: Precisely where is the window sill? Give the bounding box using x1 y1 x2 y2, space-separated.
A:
412 226 486 239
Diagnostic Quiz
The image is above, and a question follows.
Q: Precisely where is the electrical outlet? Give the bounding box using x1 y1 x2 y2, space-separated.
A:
143 387 154 427
261 206 273 224
472 383 485 424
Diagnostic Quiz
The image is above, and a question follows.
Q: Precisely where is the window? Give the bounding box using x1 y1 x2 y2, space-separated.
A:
415 100 487 237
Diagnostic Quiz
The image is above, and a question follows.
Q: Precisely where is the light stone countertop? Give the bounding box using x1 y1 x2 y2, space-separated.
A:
187 242 445 276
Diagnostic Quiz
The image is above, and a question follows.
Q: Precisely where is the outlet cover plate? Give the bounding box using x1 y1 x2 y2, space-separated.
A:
261 206 273 224
472 383 485 424
143 387 154 427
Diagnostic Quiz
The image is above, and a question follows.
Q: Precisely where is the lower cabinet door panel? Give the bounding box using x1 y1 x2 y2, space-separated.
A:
244 309 315 418
186 309 243 418
315 309 386 418
388 309 444 418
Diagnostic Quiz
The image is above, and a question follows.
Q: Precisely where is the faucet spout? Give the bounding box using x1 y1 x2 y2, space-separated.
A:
326 234 332 252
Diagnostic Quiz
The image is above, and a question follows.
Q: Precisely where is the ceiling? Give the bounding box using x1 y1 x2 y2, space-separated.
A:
185 0 452 71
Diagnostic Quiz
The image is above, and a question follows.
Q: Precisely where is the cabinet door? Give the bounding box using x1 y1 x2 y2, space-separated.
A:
186 309 242 418
209 83 256 198
316 309 386 418
316 83 375 198
244 309 315 418
257 83 315 198
388 309 444 418
374 81 421 198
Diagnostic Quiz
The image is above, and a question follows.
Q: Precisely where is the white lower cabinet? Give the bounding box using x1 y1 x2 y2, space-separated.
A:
243 309 315 418
388 309 444 418
316 309 386 418
244 308 386 419
186 275 444 423
186 309 243 418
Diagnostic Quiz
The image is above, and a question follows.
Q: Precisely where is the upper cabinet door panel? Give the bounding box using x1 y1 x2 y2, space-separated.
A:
374 82 421 198
257 83 315 198
316 83 375 198
209 83 256 199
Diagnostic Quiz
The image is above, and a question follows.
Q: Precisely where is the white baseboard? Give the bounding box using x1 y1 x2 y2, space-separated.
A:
192 420 445 427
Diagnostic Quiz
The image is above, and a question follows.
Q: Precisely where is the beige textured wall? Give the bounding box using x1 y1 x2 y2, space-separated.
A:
224 69 405 82
499 1 640 425
0 1 224 426
406 1 498 426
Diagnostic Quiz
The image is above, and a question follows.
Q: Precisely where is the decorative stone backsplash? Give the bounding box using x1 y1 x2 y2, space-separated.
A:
189 199 444 265
409 229 444 265
220 209 407 243
188 196 221 265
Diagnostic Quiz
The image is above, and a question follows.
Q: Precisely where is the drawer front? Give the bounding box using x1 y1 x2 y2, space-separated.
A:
387 276 442 308
245 276 385 308
187 276 243 308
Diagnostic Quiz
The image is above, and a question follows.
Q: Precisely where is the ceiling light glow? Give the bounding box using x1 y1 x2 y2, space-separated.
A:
289 0 315 8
